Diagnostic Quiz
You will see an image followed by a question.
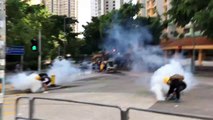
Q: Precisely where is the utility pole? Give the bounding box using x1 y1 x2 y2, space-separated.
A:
38 30 41 73
0 0 6 119
63 17 69 56
191 23 196 73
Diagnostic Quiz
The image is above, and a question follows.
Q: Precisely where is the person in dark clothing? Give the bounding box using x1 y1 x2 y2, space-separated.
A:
35 73 51 91
165 74 187 102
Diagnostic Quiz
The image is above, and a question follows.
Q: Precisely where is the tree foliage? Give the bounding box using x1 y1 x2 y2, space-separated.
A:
82 3 163 54
6 0 79 61
168 0 213 38
6 0 80 69
82 17 101 54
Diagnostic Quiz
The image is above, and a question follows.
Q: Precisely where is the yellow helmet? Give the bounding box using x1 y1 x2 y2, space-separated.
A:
35 75 41 80
163 77 170 85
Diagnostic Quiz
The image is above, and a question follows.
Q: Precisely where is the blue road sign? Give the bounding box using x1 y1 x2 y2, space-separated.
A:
6 46 24 55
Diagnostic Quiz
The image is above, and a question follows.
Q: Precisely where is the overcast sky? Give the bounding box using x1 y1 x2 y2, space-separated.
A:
30 0 41 5
78 0 91 33
77 0 136 33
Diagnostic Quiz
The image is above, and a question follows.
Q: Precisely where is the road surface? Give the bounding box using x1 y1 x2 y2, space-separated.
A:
3 71 213 120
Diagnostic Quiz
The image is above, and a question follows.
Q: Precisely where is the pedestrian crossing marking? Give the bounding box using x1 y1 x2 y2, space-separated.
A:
3 111 15 116
3 93 26 117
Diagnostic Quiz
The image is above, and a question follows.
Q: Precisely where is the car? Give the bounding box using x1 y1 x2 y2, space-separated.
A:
106 60 117 73
80 61 92 71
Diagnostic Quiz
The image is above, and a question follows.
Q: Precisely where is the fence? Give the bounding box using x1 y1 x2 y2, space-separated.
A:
15 97 213 120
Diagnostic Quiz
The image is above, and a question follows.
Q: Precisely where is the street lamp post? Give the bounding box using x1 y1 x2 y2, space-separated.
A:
63 17 69 56
38 29 42 73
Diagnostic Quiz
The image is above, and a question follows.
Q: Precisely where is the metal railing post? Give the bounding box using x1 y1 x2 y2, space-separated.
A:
15 97 30 120
121 110 129 120
29 98 34 120
15 97 22 120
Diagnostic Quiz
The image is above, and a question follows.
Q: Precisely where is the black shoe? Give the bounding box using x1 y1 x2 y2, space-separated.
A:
166 93 175 101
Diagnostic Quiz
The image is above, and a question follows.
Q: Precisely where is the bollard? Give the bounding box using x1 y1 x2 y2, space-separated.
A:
50 75 56 87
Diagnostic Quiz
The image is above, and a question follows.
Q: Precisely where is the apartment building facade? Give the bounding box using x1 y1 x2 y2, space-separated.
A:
145 0 171 20
91 0 102 17
44 0 78 32
91 0 124 17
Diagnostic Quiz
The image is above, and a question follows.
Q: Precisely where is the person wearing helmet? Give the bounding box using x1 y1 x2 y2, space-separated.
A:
35 73 51 91
164 74 187 102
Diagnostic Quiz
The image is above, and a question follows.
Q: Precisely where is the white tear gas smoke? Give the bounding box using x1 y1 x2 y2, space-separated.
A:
150 60 197 101
7 59 92 92
7 73 43 93
103 24 164 72
102 15 197 101
47 59 91 85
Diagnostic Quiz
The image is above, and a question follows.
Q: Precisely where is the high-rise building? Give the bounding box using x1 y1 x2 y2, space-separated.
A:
91 0 124 17
102 0 124 14
91 0 102 17
145 0 171 20
44 0 78 32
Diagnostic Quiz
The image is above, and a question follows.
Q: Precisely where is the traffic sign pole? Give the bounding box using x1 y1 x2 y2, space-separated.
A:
38 29 41 73
21 55 24 71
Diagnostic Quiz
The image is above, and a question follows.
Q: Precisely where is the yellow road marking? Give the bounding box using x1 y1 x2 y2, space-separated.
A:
3 111 15 116
3 105 15 108
4 101 15 104
3 93 27 116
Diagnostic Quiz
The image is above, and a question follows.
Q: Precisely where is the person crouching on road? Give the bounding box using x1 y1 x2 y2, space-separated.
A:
164 74 187 102
35 73 51 91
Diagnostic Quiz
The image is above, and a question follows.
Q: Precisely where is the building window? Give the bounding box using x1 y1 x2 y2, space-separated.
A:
113 7 115 10
113 1 115 3
113 4 115 6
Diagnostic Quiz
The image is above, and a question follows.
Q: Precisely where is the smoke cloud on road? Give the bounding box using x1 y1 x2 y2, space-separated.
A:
103 24 164 72
47 59 91 85
7 73 42 93
150 59 197 101
7 59 92 92
102 17 197 101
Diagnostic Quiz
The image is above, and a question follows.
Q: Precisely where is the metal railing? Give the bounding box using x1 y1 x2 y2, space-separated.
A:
15 97 213 120
126 107 213 120
15 97 124 120
15 97 31 120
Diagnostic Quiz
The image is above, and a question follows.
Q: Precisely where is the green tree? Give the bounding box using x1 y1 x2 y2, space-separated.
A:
82 17 101 54
82 3 163 54
47 15 79 58
6 0 79 69
168 0 213 38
